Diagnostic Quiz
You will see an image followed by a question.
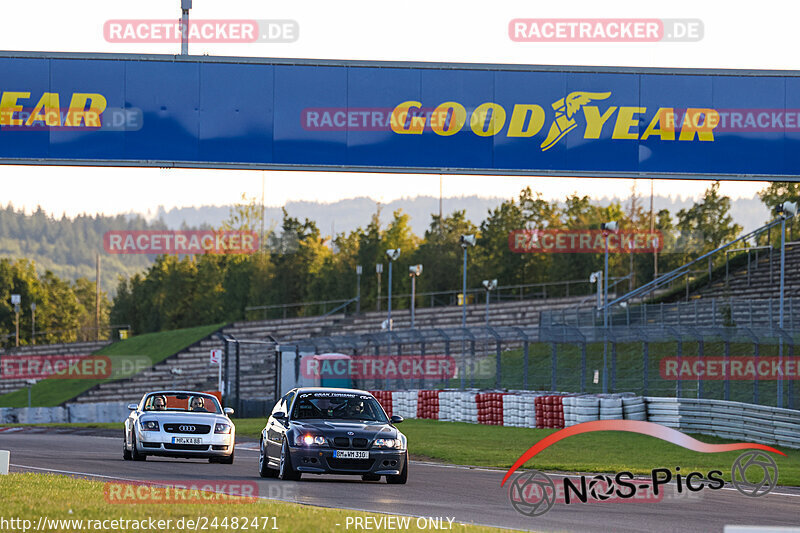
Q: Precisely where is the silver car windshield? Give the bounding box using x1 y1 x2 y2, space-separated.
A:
143 393 222 414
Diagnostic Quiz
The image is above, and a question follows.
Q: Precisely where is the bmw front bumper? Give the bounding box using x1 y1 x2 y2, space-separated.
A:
289 446 407 476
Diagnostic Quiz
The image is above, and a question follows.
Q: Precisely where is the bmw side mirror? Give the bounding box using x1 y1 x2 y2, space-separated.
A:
391 415 404 424
224 407 234 416
127 404 138 410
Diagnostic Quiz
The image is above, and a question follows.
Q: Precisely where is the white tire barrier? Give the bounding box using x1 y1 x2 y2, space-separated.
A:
599 397 624 420
574 396 601 424
622 396 647 421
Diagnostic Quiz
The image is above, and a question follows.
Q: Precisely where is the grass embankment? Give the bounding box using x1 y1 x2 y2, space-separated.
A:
0 474 510 533
0 324 224 408
8 419 797 486
445 340 798 407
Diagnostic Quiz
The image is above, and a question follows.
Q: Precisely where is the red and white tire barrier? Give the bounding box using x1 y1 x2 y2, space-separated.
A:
369 390 646 429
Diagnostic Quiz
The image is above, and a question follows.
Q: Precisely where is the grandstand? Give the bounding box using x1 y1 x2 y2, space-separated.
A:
68 294 592 405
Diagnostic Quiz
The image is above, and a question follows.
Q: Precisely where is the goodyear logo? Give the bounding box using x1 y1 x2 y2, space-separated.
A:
390 92 719 149
0 91 107 127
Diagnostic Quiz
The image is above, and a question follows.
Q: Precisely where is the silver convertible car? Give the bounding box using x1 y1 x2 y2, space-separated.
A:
123 391 236 464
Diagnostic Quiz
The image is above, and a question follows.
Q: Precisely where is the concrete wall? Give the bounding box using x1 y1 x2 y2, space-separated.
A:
0 401 131 424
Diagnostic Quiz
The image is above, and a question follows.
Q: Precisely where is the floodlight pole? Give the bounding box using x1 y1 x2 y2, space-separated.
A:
462 246 468 330
387 260 393 332
603 232 610 394
14 305 20 348
31 303 36 345
356 265 362 314
779 214 786 407
411 274 417 329
180 0 192 55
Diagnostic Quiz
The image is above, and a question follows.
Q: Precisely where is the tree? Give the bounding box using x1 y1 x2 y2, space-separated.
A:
758 182 800 244
676 182 742 255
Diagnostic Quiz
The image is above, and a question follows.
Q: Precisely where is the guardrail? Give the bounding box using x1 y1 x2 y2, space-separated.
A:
645 397 800 449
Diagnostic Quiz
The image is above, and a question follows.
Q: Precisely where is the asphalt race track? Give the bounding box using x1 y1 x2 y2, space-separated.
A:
2 429 799 532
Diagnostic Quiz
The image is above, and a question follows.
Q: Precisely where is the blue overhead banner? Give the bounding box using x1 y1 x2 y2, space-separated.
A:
1 51 800 179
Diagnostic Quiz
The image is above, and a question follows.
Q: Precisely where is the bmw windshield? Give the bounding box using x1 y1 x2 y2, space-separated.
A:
291 392 388 423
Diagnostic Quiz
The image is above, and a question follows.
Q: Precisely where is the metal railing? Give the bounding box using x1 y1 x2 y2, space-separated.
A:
273 322 798 409
244 278 618 321
607 217 786 310
0 324 131 348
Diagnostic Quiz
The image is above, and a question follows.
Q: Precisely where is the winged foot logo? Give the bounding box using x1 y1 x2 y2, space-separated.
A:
541 91 611 150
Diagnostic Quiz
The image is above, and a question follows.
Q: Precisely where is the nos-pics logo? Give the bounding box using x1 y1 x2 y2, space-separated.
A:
501 420 782 517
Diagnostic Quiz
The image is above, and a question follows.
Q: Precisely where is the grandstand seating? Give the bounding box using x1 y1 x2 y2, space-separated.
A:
70 295 592 405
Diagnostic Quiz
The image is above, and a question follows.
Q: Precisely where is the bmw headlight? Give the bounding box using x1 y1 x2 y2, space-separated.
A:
140 420 159 431
215 423 231 434
373 437 403 449
295 434 326 446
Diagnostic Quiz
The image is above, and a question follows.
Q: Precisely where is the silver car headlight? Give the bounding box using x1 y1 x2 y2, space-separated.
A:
215 423 232 434
140 420 159 431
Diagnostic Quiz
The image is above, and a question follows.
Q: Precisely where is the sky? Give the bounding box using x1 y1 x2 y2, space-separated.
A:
0 0 794 217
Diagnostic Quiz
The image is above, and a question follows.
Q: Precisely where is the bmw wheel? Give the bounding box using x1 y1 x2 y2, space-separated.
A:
278 440 301 481
386 456 407 484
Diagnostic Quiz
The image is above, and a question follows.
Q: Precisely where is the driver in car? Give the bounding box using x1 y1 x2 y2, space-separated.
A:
152 395 167 411
189 396 206 412
346 400 365 419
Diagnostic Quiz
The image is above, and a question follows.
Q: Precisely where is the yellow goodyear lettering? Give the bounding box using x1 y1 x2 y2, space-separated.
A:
611 107 646 140
0 91 107 127
390 101 426 134
679 108 720 141
470 102 506 137
65 93 107 127
388 94 720 148
0 92 30 126
26 93 61 126
507 104 545 137
431 102 467 136
641 108 676 141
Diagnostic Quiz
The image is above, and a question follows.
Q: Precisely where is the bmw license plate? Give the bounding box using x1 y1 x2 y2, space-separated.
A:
172 437 202 444
333 450 368 459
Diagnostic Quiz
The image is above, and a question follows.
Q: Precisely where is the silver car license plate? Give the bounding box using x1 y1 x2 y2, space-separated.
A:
333 450 368 459
172 437 202 445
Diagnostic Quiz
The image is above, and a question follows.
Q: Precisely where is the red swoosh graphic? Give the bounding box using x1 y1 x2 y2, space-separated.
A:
500 420 785 486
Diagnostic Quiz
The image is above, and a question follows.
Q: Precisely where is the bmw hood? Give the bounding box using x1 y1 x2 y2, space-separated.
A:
292 420 399 440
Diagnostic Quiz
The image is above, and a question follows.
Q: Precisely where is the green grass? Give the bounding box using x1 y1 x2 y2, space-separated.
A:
0 473 510 533
0 324 224 408
398 419 800 486
7 418 800 486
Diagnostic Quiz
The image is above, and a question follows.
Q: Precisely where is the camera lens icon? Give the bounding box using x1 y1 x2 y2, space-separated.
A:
508 470 557 516
731 450 778 497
